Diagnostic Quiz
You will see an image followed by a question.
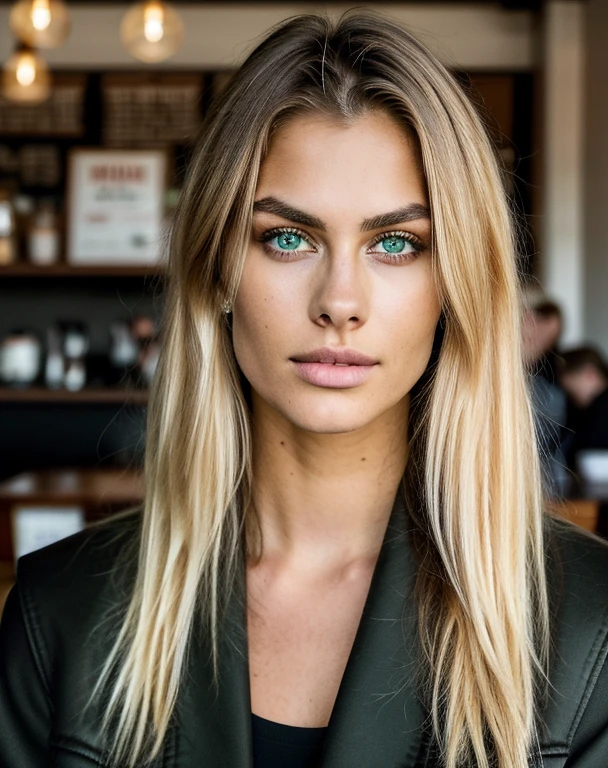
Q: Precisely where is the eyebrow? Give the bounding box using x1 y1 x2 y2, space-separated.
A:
252 196 431 232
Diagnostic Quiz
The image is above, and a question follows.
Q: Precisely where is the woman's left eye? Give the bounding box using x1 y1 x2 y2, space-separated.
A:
367 231 424 262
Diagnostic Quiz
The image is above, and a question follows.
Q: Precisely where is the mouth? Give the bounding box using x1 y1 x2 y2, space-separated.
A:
289 347 379 389
290 347 379 366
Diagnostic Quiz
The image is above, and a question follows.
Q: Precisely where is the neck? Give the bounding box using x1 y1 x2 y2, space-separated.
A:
249 394 409 568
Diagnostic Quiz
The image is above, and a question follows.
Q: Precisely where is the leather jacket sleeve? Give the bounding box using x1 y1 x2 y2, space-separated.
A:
0 582 52 767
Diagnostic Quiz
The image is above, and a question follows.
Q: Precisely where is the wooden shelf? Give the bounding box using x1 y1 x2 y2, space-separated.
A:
0 467 144 507
0 263 165 278
0 387 149 404
0 467 145 570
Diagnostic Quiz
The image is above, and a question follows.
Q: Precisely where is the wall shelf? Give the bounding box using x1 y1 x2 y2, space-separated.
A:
0 387 148 404
0 263 164 278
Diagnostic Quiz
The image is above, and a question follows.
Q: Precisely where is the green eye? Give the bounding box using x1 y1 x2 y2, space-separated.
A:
379 235 410 254
275 231 303 251
368 230 423 263
258 226 315 258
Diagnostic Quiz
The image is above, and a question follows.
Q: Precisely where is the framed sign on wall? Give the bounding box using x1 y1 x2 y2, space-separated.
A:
66 148 168 266
11 505 85 562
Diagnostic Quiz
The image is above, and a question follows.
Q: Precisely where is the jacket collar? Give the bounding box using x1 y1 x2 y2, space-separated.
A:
175 487 429 767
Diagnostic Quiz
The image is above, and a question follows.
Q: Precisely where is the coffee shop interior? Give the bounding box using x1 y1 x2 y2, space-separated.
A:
0 0 607 606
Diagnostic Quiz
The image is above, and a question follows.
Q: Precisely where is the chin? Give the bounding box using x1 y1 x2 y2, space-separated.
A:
276 395 381 435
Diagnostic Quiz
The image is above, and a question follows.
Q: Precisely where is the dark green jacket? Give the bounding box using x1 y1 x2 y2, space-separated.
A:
1 495 608 767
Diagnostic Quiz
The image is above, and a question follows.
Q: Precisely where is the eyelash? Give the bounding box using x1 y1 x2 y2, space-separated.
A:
256 226 425 263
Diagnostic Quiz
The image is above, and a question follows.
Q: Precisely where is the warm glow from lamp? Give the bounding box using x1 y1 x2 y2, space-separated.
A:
2 45 51 103
121 1 184 63
16 52 36 85
9 0 70 49
144 3 164 43
32 0 52 31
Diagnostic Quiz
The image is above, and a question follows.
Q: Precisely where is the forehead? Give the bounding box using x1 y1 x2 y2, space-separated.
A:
255 110 427 215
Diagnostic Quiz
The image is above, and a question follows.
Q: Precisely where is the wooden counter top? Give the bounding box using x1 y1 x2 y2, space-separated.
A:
0 467 144 505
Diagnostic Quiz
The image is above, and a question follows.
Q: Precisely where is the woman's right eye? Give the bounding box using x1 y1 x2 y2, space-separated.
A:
257 227 317 258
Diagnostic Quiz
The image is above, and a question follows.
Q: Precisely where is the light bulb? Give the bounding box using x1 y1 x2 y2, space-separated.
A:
144 4 164 43
16 53 36 85
121 1 184 64
2 45 51 104
32 0 51 31
9 0 70 49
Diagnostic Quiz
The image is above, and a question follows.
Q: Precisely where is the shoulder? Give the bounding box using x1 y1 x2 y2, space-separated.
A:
14 509 142 678
545 513 608 616
18 506 142 570
17 506 142 602
0 509 143 764
540 515 608 760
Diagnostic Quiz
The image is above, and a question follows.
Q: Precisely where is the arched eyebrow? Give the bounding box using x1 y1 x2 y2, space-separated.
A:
252 196 430 232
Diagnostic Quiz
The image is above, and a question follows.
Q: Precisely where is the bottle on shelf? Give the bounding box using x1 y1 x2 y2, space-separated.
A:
0 190 17 265
44 324 64 390
13 194 35 260
60 321 89 391
28 198 60 266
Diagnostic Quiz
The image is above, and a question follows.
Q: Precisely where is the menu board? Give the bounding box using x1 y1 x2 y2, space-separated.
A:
66 149 167 265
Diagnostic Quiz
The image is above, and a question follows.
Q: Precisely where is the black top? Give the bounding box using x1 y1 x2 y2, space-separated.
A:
251 713 327 768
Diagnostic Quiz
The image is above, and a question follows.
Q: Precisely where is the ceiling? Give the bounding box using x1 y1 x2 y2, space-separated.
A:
0 0 549 10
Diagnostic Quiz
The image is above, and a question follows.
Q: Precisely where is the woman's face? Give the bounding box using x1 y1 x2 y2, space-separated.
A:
232 109 441 434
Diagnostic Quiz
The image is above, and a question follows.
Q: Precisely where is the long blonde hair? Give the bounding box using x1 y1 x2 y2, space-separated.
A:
94 10 549 767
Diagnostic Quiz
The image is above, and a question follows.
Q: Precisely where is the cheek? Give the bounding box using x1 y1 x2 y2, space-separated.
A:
230 255 291 380
379 266 441 361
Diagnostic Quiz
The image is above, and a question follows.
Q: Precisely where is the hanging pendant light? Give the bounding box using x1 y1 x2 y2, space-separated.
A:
9 0 71 49
2 43 51 104
120 1 184 64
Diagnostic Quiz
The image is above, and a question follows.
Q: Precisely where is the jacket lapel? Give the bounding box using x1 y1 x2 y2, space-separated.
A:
175 487 427 768
319 490 429 768
174 561 253 767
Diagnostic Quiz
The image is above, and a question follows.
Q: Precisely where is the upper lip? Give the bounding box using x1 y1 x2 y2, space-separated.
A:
290 347 379 365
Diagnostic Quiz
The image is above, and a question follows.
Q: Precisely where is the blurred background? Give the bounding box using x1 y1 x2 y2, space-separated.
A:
0 0 606 593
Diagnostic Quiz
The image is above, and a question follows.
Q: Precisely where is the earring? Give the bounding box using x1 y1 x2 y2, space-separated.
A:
221 298 232 315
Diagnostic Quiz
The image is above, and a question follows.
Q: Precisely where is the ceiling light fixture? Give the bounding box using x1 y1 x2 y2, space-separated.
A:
120 1 184 64
9 0 71 49
2 43 51 104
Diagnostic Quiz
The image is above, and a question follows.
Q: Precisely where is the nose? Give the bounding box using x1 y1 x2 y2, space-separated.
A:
308 249 370 332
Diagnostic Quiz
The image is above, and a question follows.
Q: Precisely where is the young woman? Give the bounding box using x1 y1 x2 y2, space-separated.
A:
2 10 608 768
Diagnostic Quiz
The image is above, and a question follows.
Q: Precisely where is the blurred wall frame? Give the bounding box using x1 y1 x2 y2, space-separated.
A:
65 147 170 266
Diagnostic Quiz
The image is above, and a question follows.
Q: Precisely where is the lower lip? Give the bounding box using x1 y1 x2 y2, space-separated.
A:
291 361 377 388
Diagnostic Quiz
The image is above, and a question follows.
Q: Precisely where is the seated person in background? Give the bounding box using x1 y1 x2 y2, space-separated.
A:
522 297 563 385
559 346 608 472
522 296 568 497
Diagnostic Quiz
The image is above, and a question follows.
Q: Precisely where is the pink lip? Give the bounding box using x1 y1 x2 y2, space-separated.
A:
290 347 379 389
291 347 378 366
